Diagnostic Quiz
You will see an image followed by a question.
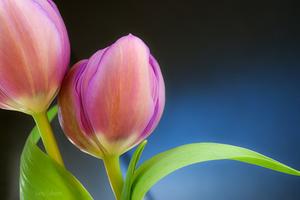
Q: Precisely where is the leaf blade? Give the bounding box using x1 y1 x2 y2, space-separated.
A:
121 140 147 200
131 142 300 200
20 106 93 200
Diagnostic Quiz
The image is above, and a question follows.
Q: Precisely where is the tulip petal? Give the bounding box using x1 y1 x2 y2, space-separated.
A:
58 60 103 158
140 55 165 139
83 35 155 145
0 0 70 113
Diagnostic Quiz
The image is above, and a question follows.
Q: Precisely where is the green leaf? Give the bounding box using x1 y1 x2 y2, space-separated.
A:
121 141 147 200
131 142 300 200
20 106 93 200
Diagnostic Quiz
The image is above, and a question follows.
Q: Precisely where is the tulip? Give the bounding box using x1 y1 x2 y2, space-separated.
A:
58 34 165 198
59 34 165 157
0 0 70 114
0 0 70 166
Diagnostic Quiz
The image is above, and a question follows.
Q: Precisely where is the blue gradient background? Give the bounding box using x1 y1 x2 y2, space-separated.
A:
3 0 300 199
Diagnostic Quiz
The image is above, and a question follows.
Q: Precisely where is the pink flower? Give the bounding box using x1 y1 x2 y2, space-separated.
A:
0 0 70 114
58 34 165 157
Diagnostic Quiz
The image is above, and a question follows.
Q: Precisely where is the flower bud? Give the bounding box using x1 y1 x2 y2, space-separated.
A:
0 0 70 114
58 34 165 157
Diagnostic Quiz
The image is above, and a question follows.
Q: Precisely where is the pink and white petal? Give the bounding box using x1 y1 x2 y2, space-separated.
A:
83 35 155 143
58 60 103 158
0 0 69 112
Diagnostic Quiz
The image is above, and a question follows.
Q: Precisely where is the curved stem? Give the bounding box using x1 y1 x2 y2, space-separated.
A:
32 112 64 167
103 155 123 200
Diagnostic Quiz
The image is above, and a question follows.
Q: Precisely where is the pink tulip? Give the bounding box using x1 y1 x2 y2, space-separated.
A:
0 0 70 114
58 34 165 157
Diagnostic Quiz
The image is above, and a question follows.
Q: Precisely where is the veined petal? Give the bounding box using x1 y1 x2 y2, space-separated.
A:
140 55 165 139
58 60 103 158
0 0 70 113
83 35 155 143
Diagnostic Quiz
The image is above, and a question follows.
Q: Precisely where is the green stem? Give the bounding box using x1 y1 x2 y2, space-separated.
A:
32 111 64 167
103 155 124 200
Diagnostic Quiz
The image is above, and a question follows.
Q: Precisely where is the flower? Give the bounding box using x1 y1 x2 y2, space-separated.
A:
0 0 70 114
58 34 165 157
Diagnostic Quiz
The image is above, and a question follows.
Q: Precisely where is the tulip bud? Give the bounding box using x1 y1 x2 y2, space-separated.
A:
0 0 70 114
58 34 165 157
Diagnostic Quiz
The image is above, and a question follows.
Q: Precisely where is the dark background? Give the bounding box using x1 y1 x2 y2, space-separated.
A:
2 0 300 199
